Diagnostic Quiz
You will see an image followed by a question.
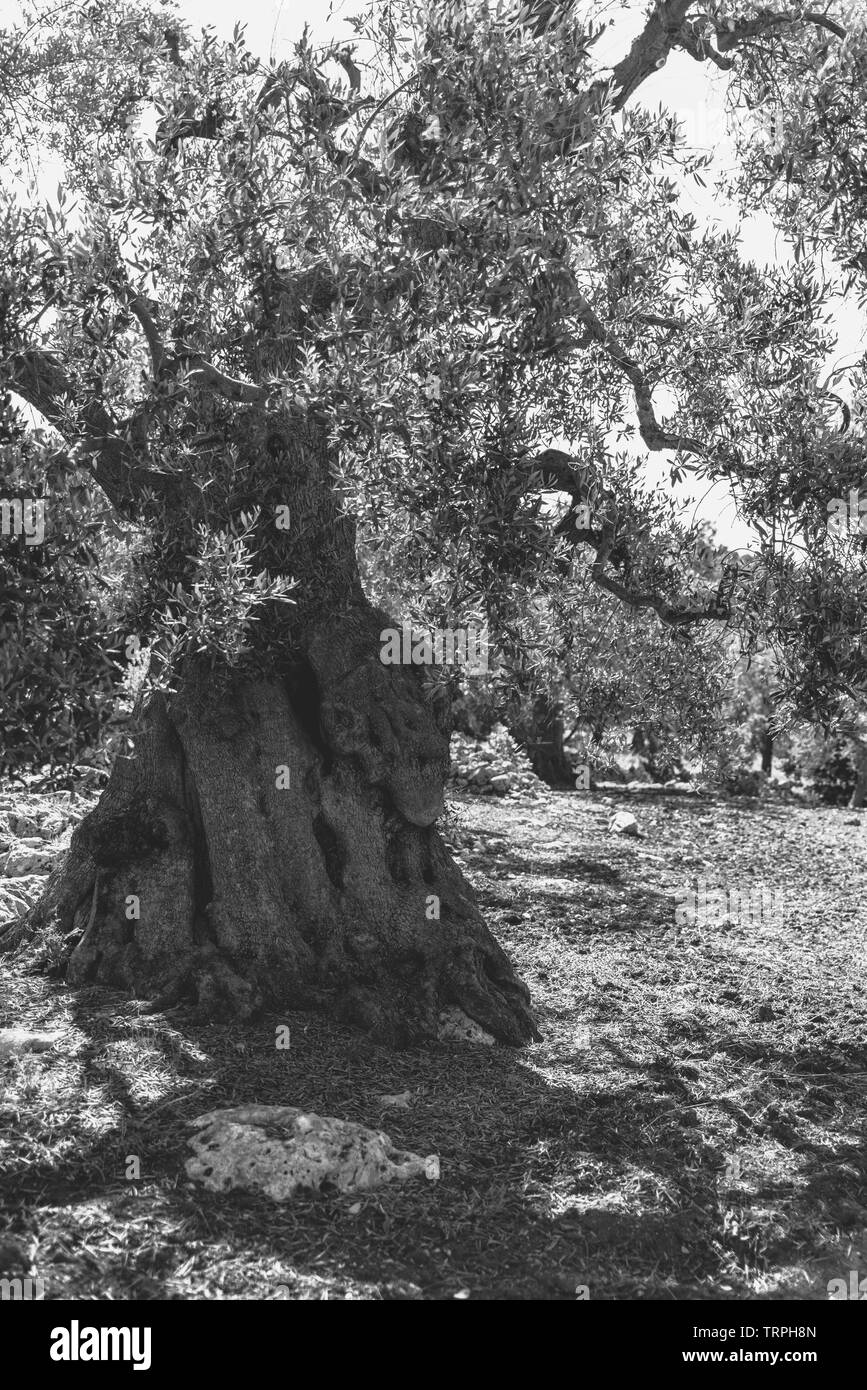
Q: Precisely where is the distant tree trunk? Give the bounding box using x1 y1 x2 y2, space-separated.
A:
849 741 867 809
760 729 773 776
631 725 655 761
513 694 574 787
3 414 537 1046
631 724 660 779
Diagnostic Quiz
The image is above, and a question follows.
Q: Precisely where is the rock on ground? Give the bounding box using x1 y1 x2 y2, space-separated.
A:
0 844 60 878
186 1105 439 1201
608 810 641 837
0 792 93 927
0 875 47 925
0 1028 63 1060
449 725 547 798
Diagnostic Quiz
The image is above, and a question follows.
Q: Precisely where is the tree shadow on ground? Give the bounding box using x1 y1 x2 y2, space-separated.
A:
0 974 863 1301
2 781 863 1299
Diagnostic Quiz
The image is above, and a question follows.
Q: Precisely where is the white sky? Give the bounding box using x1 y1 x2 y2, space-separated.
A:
3 0 864 550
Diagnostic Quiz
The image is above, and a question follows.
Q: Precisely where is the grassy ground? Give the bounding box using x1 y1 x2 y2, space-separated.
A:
1 785 865 1300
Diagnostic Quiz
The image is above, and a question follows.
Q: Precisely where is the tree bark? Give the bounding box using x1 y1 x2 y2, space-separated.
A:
2 415 538 1046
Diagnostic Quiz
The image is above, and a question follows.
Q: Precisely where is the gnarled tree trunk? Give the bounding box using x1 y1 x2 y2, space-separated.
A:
3 413 537 1046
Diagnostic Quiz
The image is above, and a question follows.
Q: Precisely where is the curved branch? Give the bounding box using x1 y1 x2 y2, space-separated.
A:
127 293 166 376
177 355 269 403
118 272 271 402
590 557 731 626
572 292 706 457
521 448 731 627
714 8 848 54
120 277 271 403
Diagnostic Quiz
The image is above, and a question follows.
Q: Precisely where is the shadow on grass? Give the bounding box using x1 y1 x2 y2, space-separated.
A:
1 782 862 1299
0 976 863 1301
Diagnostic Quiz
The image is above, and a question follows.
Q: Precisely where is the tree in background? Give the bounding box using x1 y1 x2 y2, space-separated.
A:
0 394 128 781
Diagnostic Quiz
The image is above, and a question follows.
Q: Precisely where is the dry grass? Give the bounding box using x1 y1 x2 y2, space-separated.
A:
1 785 865 1300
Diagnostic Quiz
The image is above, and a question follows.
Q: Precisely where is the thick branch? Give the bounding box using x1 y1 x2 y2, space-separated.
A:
678 7 848 70
607 0 697 110
119 274 268 403
128 294 166 376
177 356 269 403
714 8 847 53
4 349 163 511
590 555 732 626
677 22 736 71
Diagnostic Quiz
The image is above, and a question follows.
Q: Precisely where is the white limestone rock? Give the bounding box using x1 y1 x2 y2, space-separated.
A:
186 1104 439 1201
608 810 641 837
0 874 46 925
0 843 59 877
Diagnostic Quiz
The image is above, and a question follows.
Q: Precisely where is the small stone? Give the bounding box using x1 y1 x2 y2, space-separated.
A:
608 811 640 837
